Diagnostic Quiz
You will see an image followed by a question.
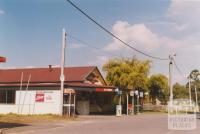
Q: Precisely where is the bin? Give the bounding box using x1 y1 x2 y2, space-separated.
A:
116 105 122 116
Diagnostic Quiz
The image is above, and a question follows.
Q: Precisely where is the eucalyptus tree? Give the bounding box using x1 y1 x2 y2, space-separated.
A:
148 74 168 104
189 69 200 109
173 83 188 99
103 57 151 106
103 57 151 91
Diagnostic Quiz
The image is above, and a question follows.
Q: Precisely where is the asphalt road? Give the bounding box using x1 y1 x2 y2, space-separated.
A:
5 114 200 134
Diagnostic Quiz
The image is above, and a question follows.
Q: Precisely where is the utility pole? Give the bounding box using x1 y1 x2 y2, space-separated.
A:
194 85 199 111
169 55 173 106
60 28 67 116
188 76 192 107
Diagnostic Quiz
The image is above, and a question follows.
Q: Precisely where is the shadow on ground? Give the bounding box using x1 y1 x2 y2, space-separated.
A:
0 122 28 129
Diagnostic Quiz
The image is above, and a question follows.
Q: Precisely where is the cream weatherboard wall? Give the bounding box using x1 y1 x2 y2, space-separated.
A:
0 90 61 114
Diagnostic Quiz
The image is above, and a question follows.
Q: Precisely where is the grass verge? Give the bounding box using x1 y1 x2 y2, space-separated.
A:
0 113 76 124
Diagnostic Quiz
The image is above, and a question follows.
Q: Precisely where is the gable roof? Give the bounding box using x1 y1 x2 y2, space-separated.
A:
0 66 99 84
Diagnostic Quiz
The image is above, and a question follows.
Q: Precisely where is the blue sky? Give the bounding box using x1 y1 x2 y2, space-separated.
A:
1 0 200 84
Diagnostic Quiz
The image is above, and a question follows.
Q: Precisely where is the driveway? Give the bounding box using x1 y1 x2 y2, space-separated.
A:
4 113 200 134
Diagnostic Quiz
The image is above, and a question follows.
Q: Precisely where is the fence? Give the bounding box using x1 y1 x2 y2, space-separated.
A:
143 103 167 111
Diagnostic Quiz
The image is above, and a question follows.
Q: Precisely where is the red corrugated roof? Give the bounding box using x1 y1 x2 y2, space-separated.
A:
0 66 96 83
0 82 115 89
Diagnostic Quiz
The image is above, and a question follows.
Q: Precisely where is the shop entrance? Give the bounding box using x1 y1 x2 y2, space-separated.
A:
76 91 115 115
63 88 76 116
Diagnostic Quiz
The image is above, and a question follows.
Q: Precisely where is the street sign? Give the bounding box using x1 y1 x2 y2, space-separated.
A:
117 90 122 95
115 88 119 92
130 91 134 96
0 56 6 62
135 90 139 95
60 74 65 81
144 92 149 95
140 92 144 98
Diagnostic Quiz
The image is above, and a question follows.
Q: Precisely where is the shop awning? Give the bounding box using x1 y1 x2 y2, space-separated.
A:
0 82 115 92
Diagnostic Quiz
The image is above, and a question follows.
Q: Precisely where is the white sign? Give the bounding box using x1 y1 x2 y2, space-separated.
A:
35 91 53 103
168 114 196 130
60 74 65 81
139 92 143 98
134 90 138 95
168 102 197 130
115 88 119 92
44 92 53 103
130 91 134 96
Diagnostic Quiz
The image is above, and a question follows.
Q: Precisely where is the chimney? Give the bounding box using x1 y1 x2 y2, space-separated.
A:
49 65 53 72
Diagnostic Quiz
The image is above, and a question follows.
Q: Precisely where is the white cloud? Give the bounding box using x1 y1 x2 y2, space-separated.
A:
97 56 109 64
104 1 200 54
0 9 5 16
69 43 83 49
166 0 200 56
168 0 200 32
103 0 200 85
88 55 109 66
104 21 183 53
104 21 161 52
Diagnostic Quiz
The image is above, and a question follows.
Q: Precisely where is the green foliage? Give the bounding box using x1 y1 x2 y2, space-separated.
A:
102 57 151 91
173 83 188 99
148 74 168 104
190 69 199 81
189 69 200 105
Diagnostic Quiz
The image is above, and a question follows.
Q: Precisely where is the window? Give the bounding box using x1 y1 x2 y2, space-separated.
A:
0 90 15 104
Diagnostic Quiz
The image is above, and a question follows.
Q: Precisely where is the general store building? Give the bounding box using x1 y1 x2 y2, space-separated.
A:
0 66 115 115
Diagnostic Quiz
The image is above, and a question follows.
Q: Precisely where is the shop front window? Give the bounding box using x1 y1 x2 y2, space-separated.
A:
0 90 15 104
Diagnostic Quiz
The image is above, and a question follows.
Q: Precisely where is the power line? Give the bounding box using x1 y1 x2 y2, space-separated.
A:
68 34 101 50
65 0 169 61
68 34 119 57
172 58 185 78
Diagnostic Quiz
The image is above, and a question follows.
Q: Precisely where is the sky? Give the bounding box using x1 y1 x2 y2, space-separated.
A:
1 0 200 84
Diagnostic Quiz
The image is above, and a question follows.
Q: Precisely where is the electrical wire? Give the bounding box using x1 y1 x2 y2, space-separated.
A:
68 34 102 50
65 0 169 61
172 58 185 78
68 34 119 57
171 58 189 86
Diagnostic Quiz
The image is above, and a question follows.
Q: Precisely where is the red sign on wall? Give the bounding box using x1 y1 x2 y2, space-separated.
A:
96 88 113 92
0 56 6 63
35 93 44 102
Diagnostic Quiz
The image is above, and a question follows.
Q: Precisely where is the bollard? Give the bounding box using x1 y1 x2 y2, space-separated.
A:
116 105 122 117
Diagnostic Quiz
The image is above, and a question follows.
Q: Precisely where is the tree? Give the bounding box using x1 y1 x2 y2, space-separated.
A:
190 69 200 81
148 74 168 104
102 57 151 91
189 69 200 106
173 83 188 99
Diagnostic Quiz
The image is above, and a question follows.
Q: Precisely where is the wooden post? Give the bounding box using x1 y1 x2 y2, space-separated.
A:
195 85 199 111
189 77 192 108
127 93 129 115
73 94 76 117
18 72 23 114
69 93 71 116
